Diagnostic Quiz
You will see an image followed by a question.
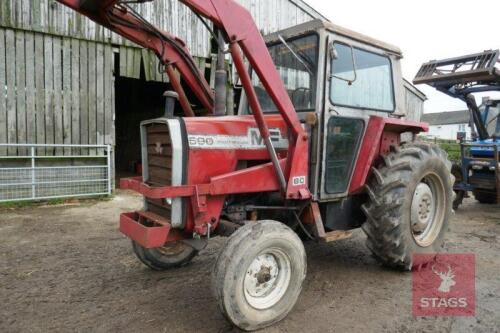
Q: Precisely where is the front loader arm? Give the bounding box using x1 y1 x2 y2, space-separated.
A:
57 0 310 199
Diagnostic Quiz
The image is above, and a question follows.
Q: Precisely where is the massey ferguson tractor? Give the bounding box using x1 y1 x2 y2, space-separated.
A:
58 0 454 330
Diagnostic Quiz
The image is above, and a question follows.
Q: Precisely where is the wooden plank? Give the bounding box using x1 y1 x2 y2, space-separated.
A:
88 42 97 155
62 38 72 155
34 33 45 155
79 40 89 154
31 0 42 30
104 45 114 146
133 48 141 79
5 29 17 155
44 35 54 155
142 48 151 81
96 43 105 149
119 46 127 78
14 29 27 155
25 32 36 150
53 37 63 156
209 54 217 89
71 38 80 155
0 29 7 155
126 47 134 78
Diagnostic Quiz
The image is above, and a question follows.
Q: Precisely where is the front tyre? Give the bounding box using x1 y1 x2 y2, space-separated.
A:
132 241 197 271
362 143 453 270
213 221 306 331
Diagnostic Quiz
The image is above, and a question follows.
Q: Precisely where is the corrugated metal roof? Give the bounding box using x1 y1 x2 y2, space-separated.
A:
421 111 469 125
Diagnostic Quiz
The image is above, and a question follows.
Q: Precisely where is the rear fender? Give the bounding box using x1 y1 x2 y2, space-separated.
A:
349 117 428 194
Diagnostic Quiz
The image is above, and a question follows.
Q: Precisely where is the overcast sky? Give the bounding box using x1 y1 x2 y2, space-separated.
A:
306 0 500 114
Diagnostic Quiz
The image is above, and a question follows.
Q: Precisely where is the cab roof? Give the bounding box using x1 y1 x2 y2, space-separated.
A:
264 19 403 57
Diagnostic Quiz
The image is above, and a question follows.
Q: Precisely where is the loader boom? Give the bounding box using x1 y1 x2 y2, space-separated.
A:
56 0 310 198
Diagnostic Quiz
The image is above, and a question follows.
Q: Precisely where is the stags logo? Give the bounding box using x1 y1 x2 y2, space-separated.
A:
432 264 456 293
413 254 475 317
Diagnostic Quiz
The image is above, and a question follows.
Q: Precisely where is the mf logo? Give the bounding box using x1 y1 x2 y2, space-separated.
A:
154 142 163 154
248 128 288 149
413 254 475 317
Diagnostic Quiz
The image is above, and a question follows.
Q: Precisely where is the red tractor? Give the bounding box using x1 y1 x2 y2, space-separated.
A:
58 0 454 330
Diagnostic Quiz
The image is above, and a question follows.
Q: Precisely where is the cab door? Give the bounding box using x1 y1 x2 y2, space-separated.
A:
319 35 397 200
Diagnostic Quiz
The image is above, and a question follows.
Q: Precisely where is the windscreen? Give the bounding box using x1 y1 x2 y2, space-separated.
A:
249 34 319 113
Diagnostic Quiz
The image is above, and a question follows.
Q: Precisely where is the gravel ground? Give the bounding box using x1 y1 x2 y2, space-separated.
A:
0 191 498 333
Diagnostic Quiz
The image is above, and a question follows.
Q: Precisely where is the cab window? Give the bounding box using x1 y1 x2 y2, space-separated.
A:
330 43 394 112
249 34 319 113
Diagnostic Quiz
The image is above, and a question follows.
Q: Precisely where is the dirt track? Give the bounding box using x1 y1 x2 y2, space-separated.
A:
1 191 499 333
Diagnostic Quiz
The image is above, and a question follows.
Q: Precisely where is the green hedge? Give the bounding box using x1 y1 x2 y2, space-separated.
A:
419 138 461 163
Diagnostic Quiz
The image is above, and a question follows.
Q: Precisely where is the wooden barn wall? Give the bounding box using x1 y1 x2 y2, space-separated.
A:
0 0 319 59
0 27 115 154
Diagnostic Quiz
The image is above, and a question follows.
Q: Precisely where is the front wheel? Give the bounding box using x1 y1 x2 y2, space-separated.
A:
362 143 454 270
132 241 197 271
213 221 306 331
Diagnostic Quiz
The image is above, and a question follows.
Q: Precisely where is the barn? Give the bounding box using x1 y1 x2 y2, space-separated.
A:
0 1 424 202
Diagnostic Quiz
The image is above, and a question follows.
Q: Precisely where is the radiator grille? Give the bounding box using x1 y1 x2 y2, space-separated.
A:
145 123 172 219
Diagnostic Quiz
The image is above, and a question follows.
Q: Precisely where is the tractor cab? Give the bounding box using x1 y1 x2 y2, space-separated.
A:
240 20 409 205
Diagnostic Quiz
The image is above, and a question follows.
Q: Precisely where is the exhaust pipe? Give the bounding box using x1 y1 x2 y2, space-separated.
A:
214 30 227 116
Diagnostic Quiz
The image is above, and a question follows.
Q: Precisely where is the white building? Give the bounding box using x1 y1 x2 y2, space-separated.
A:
421 111 471 140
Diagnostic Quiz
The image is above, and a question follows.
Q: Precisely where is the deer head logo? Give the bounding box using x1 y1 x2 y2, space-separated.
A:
432 264 456 293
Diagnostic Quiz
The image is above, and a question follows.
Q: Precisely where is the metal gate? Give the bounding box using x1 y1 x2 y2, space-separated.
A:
0 144 112 202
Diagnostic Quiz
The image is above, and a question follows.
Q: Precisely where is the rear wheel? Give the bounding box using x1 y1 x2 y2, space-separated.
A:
473 190 497 204
362 143 453 270
132 241 197 271
213 221 306 331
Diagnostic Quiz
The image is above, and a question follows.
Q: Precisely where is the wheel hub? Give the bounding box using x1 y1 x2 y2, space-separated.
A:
156 242 186 256
244 250 291 310
411 183 435 234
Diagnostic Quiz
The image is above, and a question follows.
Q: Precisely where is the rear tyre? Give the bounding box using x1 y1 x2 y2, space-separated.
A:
473 190 497 204
362 143 454 270
132 241 197 271
213 221 306 331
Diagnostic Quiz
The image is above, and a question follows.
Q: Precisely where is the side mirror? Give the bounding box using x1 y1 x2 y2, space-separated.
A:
329 42 338 60
329 42 357 85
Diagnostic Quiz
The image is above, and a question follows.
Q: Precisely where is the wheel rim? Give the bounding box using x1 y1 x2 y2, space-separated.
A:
411 173 446 247
243 248 292 310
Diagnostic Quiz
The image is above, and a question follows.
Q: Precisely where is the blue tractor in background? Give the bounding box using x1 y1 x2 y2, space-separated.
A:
414 50 500 209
